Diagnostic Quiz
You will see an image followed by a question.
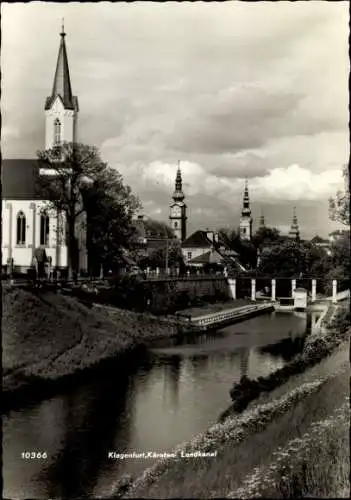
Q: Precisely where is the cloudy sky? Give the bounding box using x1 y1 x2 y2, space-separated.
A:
2 1 349 238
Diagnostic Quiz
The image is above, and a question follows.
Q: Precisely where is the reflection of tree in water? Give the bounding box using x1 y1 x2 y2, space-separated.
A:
238 347 250 381
163 355 182 409
40 354 152 498
259 334 306 362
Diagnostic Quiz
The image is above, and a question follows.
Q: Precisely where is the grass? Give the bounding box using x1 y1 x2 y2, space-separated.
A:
229 398 350 498
122 366 349 499
2 287 178 398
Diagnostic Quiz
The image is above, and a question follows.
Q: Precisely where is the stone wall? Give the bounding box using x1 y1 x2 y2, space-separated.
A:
144 277 229 314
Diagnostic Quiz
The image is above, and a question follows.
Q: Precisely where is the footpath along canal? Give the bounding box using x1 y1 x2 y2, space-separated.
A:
3 310 316 499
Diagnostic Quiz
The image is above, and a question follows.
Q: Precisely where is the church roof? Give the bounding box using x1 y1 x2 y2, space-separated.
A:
182 230 213 248
45 27 78 111
2 159 43 200
188 250 222 264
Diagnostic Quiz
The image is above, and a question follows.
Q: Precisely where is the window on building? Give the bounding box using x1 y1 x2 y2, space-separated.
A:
174 221 178 228
54 118 61 145
187 251 192 260
16 211 26 245
40 211 50 246
242 227 246 234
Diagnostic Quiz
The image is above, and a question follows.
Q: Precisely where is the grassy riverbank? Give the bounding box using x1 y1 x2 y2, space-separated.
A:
122 366 349 498
219 303 350 418
116 303 350 499
2 286 177 407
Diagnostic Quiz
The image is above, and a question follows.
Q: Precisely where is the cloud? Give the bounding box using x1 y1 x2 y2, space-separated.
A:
1 1 348 237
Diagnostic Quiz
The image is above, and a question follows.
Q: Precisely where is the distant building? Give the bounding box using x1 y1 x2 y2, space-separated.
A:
169 162 187 241
131 214 176 258
239 179 253 241
288 206 300 241
258 208 265 229
181 230 247 271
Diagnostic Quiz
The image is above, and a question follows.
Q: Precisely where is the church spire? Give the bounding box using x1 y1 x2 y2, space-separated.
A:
239 178 253 241
288 206 300 240
241 178 251 217
259 207 265 227
172 161 185 201
45 22 78 111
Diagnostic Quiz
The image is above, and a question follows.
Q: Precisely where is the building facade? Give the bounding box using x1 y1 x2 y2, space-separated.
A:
2 25 87 273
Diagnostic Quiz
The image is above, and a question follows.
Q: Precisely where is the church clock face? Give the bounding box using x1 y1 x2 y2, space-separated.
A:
173 206 181 217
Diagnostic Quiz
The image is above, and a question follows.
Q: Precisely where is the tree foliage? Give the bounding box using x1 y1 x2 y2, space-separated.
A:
252 226 281 249
329 165 350 226
37 142 141 275
218 228 256 268
258 240 325 278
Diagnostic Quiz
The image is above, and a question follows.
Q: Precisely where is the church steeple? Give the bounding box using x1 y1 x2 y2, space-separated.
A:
288 206 300 240
45 21 78 111
44 22 79 150
172 161 185 202
239 178 253 240
241 178 251 217
259 207 265 227
170 161 187 241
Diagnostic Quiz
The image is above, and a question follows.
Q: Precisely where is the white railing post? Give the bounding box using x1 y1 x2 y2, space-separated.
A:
332 280 337 303
251 279 256 301
271 279 276 302
228 278 236 300
312 279 317 303
156 267 160 277
291 279 296 298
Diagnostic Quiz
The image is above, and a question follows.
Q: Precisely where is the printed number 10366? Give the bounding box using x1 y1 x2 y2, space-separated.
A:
21 452 48 459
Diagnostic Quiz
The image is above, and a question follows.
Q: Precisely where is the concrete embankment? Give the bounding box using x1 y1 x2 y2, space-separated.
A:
185 302 274 332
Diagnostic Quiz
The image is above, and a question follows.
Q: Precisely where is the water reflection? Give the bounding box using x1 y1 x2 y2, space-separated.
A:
3 311 310 499
259 334 306 362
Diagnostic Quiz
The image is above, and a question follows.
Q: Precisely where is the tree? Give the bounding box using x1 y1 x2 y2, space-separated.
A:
218 228 241 249
252 226 281 250
37 142 141 276
258 240 318 278
217 228 256 268
329 165 350 226
139 238 184 270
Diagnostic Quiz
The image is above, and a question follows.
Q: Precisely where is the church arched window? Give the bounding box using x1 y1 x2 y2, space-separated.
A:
40 211 50 246
16 211 26 245
54 118 61 145
174 221 178 228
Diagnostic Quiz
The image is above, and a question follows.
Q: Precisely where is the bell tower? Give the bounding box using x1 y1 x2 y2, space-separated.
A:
239 179 252 241
169 161 187 241
45 21 79 150
288 206 300 241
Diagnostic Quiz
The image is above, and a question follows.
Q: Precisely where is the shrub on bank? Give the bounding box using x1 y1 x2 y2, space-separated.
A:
226 312 350 415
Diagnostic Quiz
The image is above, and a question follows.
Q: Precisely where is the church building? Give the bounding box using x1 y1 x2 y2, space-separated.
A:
2 25 87 274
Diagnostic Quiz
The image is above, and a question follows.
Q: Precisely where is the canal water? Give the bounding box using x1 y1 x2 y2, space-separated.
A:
3 311 316 499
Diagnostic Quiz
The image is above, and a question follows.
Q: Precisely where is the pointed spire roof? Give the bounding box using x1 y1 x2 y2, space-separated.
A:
288 206 300 239
45 21 78 111
172 161 185 202
241 178 251 217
